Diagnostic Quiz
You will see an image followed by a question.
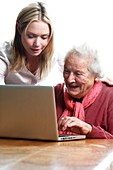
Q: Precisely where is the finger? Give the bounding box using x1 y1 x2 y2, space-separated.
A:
62 117 74 130
58 117 67 130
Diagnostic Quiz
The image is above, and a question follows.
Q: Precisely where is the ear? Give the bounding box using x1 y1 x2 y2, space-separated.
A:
16 22 21 34
94 75 100 82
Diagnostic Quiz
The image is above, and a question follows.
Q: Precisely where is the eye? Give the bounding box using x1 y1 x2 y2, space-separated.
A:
75 72 82 76
41 35 49 40
74 72 85 78
64 69 70 74
27 34 35 38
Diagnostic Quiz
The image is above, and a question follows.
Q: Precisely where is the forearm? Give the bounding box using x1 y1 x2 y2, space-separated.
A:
86 125 113 139
0 59 7 84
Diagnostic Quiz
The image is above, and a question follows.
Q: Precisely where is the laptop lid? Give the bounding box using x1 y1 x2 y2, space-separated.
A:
0 85 86 141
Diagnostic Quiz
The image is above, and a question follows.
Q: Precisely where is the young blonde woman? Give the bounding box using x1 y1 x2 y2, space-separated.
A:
0 2 63 85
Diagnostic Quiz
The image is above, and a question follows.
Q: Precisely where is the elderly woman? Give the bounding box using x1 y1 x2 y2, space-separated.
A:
55 44 113 139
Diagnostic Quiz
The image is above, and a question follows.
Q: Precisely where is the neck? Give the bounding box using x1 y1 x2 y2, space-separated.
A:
73 97 83 103
26 55 40 74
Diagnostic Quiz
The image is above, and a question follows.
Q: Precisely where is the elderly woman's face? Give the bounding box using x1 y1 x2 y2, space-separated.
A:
63 55 96 99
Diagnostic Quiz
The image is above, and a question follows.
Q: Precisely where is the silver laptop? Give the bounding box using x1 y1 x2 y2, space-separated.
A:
0 85 86 141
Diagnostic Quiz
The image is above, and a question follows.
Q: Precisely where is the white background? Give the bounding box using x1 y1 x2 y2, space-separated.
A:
0 0 113 78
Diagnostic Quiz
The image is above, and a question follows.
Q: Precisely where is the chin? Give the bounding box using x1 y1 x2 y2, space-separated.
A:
68 91 79 98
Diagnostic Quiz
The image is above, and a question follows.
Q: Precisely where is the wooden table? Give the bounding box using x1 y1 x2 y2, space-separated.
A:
0 138 113 170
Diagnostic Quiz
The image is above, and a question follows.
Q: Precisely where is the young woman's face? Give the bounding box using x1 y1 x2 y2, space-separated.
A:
21 21 50 57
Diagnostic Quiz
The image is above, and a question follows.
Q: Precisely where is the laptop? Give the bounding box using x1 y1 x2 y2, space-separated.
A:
0 85 86 141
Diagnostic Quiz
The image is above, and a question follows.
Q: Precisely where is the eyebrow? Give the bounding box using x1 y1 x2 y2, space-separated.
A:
27 31 49 36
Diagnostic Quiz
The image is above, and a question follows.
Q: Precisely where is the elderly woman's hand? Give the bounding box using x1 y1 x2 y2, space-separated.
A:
58 116 92 135
99 77 113 85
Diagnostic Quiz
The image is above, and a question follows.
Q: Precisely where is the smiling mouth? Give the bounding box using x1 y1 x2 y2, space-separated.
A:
32 48 41 51
69 84 79 88
31 49 42 54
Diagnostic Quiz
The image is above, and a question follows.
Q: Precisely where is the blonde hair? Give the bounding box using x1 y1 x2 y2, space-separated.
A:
11 2 54 78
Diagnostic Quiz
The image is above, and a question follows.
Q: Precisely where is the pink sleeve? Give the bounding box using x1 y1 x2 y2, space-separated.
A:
87 125 113 139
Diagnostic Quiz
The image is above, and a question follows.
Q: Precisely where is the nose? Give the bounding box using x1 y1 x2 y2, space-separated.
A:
68 72 76 83
34 37 40 46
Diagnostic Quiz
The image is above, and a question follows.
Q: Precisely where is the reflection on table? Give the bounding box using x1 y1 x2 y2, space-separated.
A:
0 138 113 170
